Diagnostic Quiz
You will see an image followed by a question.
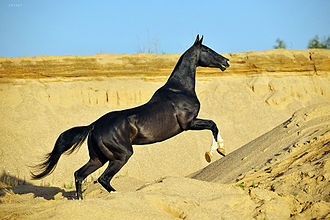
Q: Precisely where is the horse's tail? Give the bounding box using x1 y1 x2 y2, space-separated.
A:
31 125 93 180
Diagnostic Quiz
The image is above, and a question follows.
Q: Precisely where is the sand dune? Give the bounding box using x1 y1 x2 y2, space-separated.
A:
0 49 329 219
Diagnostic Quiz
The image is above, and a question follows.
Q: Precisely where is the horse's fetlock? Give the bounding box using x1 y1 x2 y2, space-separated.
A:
97 176 106 185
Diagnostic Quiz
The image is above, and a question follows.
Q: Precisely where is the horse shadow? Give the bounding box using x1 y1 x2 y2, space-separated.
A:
0 173 75 201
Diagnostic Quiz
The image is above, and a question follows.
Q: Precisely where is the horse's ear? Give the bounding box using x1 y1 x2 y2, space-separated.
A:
200 35 204 44
194 34 200 45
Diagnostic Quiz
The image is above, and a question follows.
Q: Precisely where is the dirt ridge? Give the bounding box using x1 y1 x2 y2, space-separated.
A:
1 49 329 79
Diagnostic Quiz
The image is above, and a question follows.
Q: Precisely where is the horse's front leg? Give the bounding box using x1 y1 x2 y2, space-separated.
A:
187 118 225 162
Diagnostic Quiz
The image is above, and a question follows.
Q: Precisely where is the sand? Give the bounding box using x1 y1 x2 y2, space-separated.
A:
0 49 329 219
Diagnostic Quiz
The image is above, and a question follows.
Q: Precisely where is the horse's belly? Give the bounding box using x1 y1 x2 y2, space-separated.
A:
132 129 182 145
131 109 182 145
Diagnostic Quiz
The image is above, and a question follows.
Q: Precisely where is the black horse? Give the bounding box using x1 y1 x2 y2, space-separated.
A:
31 35 230 200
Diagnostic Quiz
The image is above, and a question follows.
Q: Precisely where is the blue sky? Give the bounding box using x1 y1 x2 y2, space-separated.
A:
1 0 329 57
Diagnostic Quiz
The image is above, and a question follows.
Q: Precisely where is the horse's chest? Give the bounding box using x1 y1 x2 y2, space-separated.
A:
173 97 200 130
175 97 200 116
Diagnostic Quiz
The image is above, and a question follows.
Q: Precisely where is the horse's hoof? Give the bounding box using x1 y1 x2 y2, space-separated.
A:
217 147 225 156
205 152 212 163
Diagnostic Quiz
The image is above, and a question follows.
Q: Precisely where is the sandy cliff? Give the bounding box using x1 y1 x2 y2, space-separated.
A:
0 49 329 219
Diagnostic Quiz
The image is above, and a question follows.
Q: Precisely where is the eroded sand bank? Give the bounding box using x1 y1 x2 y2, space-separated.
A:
0 49 329 219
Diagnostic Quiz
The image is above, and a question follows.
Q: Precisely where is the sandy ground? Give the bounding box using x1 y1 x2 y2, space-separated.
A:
0 49 329 219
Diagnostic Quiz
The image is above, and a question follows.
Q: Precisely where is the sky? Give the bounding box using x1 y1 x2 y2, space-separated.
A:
0 0 329 57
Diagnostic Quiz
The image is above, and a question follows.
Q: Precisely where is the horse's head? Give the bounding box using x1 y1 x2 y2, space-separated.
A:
193 35 230 71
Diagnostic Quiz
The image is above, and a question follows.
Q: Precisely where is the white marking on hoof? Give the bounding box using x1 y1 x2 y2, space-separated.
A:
207 131 225 161
210 138 218 153
110 191 118 194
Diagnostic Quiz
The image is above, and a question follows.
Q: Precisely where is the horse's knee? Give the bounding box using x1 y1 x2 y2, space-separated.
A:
116 148 133 163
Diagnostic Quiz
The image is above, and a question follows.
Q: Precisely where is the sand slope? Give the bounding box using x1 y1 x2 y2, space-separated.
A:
192 103 330 219
192 103 330 183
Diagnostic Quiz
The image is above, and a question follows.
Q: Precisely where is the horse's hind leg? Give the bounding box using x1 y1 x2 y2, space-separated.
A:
74 137 104 200
98 143 133 193
74 158 103 200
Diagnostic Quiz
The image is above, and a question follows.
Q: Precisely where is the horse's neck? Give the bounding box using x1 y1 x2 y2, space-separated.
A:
166 50 197 93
